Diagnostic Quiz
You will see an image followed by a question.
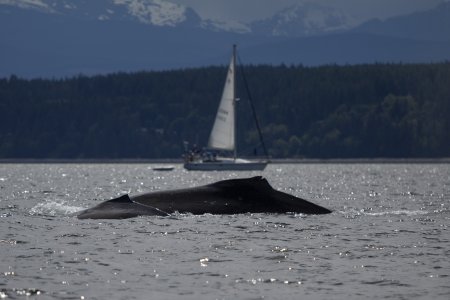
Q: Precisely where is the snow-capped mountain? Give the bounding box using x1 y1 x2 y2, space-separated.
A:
199 2 356 36
1 0 449 78
112 0 201 27
0 0 202 27
201 18 251 34
251 2 356 37
0 0 54 12
0 0 356 35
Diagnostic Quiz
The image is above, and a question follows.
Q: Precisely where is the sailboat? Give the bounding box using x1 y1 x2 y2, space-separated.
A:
184 45 268 171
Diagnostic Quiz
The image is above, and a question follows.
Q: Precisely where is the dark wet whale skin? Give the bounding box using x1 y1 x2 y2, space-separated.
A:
77 176 332 219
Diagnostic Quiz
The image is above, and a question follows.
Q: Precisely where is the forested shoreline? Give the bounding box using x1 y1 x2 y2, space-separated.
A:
1 63 449 159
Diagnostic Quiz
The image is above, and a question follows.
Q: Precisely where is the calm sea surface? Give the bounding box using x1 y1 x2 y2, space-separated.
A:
0 163 449 299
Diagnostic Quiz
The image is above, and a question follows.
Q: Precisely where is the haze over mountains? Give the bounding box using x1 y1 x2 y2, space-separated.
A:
1 0 450 78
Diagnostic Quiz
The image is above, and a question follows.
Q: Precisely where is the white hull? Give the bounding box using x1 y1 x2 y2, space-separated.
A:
184 159 267 171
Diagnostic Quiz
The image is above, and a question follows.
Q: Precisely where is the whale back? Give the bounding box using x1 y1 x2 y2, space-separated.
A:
208 176 273 192
77 176 332 219
210 176 331 214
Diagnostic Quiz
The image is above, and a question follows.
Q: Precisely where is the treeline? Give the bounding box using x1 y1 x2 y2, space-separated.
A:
0 63 449 158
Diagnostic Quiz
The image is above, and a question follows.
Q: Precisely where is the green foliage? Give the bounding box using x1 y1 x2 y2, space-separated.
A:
0 62 449 158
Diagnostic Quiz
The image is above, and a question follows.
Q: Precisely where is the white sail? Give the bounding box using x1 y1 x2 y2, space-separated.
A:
207 52 235 151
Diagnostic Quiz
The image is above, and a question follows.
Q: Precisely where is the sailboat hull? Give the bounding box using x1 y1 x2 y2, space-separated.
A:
184 159 267 171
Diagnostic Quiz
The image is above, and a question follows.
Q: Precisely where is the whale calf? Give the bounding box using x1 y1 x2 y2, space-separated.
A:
77 176 331 219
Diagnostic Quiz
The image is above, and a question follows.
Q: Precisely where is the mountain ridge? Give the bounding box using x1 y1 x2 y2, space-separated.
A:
1 0 449 78
250 2 356 37
353 1 450 42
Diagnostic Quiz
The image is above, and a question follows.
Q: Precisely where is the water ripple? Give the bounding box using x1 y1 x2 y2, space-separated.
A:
1 163 449 299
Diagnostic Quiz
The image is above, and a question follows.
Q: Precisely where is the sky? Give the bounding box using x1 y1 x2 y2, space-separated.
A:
172 0 445 22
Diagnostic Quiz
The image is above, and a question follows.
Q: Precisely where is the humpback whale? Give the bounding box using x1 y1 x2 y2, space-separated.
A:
77 176 331 219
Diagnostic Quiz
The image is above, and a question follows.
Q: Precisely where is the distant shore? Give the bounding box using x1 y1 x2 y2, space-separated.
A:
1 158 449 164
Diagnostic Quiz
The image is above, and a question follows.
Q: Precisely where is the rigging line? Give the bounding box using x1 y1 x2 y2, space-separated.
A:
237 53 270 159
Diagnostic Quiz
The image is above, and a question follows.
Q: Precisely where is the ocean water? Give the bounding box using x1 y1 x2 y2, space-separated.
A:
0 163 449 299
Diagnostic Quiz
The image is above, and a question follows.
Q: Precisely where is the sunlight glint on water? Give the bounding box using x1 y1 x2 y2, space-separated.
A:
0 163 449 299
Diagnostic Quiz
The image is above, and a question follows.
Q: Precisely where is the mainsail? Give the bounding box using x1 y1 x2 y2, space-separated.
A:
207 48 236 152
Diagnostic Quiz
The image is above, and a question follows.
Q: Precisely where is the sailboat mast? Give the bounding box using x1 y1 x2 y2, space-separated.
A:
232 44 237 161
